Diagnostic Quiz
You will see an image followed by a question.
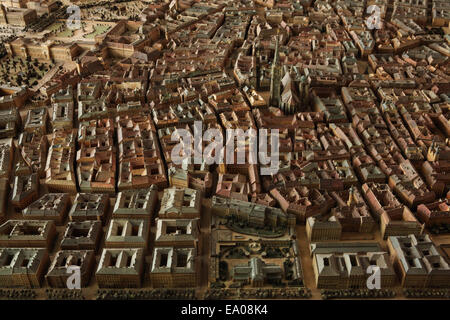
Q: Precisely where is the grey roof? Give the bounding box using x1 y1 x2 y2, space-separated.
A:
0 248 47 276
310 242 382 255
96 248 143 275
150 247 196 274
388 234 450 275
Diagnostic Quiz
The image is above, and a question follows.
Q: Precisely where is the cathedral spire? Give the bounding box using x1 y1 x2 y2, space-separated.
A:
269 29 281 109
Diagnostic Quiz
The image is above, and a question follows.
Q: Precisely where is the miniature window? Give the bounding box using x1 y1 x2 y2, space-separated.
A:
160 253 168 267
72 228 89 238
4 254 15 266
131 225 140 236
176 252 188 267
21 259 30 267
23 225 41 235
166 226 177 234
109 256 118 267
126 255 133 267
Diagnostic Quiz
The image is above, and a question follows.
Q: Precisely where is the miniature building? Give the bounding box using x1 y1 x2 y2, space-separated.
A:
416 200 450 227
270 187 335 223
208 88 251 114
330 188 375 233
168 165 213 196
362 182 424 239
52 102 74 130
105 219 150 250
116 114 168 190
51 85 74 129
18 131 48 179
0 220 56 249
11 173 39 210
159 187 202 219
77 100 109 121
216 173 250 201
311 242 396 289
77 119 116 193
96 248 144 288
0 248 49 288
210 221 303 286
23 193 70 225
0 85 28 110
211 196 296 229
45 129 77 193
0 179 7 219
112 186 158 219
0 6 37 26
251 193 277 207
306 214 342 242
388 160 436 209
150 247 197 288
68 193 109 223
388 234 450 288
232 257 283 287
154 218 200 249
0 107 20 138
24 107 47 135
50 83 73 104
312 90 348 123
21 38 75 64
0 139 13 218
60 221 102 251
0 139 12 180
421 160 450 197
14 145 33 177
432 0 450 27
45 250 95 288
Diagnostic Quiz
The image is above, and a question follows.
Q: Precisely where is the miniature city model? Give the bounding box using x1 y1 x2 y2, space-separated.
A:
0 0 449 301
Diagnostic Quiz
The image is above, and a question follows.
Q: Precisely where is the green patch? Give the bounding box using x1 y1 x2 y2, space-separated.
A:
57 29 73 38
47 22 64 32
84 25 110 39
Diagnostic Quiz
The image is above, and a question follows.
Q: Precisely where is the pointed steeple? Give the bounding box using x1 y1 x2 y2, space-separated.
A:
269 29 282 109
347 186 355 206
273 29 280 66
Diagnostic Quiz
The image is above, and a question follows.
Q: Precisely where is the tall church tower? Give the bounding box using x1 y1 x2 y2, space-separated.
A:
269 31 281 108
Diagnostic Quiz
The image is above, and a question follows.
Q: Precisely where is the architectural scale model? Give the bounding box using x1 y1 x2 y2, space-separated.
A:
0 0 449 301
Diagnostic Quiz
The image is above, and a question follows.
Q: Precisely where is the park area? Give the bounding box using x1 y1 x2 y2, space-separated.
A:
42 21 112 41
0 56 54 87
